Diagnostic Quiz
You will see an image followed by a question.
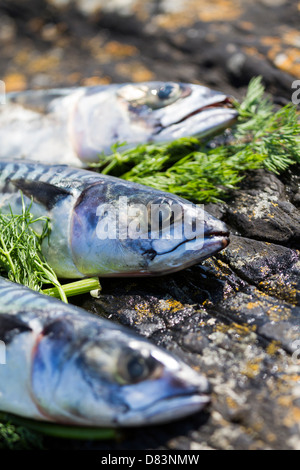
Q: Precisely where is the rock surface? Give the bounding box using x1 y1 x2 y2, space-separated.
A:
0 0 300 451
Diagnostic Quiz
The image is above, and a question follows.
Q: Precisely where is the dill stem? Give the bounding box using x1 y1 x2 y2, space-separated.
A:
42 277 101 300
100 157 119 175
51 282 68 304
34 260 69 303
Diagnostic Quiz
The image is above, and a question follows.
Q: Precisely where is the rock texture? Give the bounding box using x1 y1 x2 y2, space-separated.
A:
1 0 299 101
0 0 299 451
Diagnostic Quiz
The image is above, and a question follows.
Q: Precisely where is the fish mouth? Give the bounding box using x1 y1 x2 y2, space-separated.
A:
142 393 211 425
172 97 235 125
153 230 230 256
146 229 230 275
155 91 238 140
206 232 230 250
117 392 210 426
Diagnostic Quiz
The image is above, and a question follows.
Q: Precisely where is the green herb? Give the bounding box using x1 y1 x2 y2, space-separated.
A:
93 77 300 203
0 196 68 301
0 196 101 303
0 419 43 450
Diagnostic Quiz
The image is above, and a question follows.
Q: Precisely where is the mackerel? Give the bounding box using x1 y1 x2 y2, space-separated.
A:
0 82 238 166
0 277 209 426
0 160 229 278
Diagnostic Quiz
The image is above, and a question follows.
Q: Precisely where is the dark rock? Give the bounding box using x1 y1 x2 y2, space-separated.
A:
225 171 300 246
218 235 300 305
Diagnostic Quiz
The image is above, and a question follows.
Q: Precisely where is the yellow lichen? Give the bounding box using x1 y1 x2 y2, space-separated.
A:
81 76 112 86
283 407 300 427
14 48 32 67
267 305 291 322
278 395 293 407
268 46 300 78
214 322 257 338
238 21 254 31
103 41 139 58
266 341 281 356
283 29 300 47
266 433 277 443
3 73 27 92
115 62 154 82
226 396 239 410
261 36 281 46
152 0 243 30
157 299 184 313
242 359 262 379
27 54 60 74
134 302 153 320
246 301 261 310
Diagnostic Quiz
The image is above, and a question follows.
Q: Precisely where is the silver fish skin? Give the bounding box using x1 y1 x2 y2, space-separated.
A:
0 160 229 278
0 82 238 167
0 277 210 426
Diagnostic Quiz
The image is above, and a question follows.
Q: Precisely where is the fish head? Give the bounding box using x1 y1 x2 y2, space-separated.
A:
31 316 210 426
118 81 238 142
70 179 229 276
71 82 238 162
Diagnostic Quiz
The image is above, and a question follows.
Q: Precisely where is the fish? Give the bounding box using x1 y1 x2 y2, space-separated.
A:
0 276 210 427
0 160 230 278
0 82 238 167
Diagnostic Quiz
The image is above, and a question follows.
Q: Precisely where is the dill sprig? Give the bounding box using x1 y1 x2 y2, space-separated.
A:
0 197 101 303
93 77 300 203
0 196 68 302
0 419 43 450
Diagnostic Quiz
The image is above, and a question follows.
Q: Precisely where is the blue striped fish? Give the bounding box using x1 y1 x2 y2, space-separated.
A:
0 277 210 426
0 160 229 278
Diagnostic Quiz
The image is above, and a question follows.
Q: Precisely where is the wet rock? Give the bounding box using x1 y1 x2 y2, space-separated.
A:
218 235 300 305
225 171 300 246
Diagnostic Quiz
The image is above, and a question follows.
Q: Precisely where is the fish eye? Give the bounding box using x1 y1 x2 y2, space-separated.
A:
117 83 186 110
116 348 162 385
148 83 182 108
157 84 177 100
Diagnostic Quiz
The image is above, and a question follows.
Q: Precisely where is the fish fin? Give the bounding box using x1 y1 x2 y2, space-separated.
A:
11 179 71 210
0 314 32 344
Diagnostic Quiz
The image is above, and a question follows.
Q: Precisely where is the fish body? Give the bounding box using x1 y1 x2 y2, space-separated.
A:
0 277 209 426
0 160 229 278
0 82 237 167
